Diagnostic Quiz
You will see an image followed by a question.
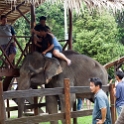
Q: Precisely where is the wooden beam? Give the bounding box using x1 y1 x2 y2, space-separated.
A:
6 103 46 112
3 85 109 99
5 1 25 16
0 68 19 77
16 8 30 24
5 110 93 124
104 56 124 69
10 10 30 24
0 5 11 15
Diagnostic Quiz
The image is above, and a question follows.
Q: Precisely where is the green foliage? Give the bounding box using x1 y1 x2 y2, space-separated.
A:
35 2 64 40
13 2 124 70
115 11 124 45
73 9 124 65
14 2 65 39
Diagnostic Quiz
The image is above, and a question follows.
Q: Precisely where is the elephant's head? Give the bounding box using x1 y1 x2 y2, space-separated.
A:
30 57 63 85
18 52 63 89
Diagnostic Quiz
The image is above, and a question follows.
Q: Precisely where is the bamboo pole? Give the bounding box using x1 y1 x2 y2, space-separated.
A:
64 78 71 124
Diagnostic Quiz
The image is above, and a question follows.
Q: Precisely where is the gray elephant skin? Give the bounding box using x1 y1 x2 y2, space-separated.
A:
18 50 108 124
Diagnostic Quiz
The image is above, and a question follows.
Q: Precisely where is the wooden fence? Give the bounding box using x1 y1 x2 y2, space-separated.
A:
0 79 116 124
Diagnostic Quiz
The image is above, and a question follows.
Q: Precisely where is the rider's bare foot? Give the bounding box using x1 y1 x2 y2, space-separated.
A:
67 59 71 66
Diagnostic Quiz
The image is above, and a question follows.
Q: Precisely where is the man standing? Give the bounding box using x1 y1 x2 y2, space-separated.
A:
113 70 124 117
0 15 16 67
34 16 50 31
90 77 112 124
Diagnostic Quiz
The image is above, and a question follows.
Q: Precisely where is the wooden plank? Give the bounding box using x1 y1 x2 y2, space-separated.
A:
5 110 93 124
0 68 19 77
6 103 46 112
70 85 109 93
71 109 93 118
0 81 6 124
104 56 124 69
3 86 109 99
5 113 65 124
3 87 64 99
64 78 71 124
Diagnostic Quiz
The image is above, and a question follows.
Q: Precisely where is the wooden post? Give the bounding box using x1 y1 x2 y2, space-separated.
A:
64 78 71 124
32 86 39 122
31 2 38 119
109 83 116 124
7 99 10 118
73 101 77 124
31 3 36 29
34 96 39 116
68 9 72 50
0 81 6 124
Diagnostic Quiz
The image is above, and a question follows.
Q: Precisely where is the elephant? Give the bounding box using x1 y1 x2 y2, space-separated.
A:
17 50 108 124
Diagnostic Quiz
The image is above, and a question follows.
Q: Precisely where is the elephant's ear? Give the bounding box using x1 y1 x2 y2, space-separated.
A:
44 58 63 84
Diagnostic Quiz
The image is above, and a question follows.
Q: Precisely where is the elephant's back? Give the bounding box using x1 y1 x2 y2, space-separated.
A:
62 51 108 86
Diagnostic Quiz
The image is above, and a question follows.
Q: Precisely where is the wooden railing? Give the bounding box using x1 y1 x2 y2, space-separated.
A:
0 35 32 70
0 35 69 71
0 79 116 124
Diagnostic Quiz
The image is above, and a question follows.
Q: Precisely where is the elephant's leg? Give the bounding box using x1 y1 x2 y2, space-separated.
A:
46 95 58 124
17 76 30 118
59 94 76 124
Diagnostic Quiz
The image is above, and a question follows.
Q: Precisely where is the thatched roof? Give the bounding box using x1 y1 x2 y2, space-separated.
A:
0 0 31 23
0 0 124 23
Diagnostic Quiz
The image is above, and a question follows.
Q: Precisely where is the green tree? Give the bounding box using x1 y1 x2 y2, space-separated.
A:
73 9 124 65
35 2 64 40
115 11 124 45
14 2 65 40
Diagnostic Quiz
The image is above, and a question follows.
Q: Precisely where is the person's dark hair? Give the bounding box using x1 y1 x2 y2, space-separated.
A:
116 70 124 80
89 77 102 88
1 15 7 20
40 27 48 32
39 16 46 21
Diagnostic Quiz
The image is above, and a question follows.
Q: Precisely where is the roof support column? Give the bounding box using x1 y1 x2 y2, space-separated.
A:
31 3 36 29
68 9 72 50
30 2 36 52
